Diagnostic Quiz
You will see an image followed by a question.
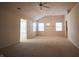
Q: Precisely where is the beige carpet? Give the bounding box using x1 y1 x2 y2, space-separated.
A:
0 36 79 57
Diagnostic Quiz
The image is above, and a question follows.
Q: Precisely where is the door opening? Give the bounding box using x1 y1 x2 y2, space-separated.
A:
20 18 27 42
66 21 68 38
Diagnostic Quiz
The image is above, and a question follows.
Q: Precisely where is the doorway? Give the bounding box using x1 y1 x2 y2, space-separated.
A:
66 21 68 38
20 18 27 42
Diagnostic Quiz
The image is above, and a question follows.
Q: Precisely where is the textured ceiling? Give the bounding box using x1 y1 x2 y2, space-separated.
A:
0 2 76 20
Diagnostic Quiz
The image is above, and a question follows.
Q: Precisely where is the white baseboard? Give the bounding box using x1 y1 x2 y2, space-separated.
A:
68 39 79 49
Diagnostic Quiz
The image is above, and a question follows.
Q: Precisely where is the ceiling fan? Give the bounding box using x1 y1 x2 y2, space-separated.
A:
38 2 50 10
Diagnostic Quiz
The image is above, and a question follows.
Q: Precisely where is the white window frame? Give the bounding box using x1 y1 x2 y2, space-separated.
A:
56 22 63 31
38 23 44 31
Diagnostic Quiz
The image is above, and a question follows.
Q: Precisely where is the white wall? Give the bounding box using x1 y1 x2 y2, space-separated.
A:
65 3 79 48
0 5 27 48
0 4 37 49
27 19 37 39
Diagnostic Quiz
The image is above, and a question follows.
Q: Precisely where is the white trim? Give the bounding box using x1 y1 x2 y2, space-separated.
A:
68 39 79 49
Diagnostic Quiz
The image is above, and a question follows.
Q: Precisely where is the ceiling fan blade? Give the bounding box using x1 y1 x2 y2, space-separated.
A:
38 2 49 10
43 6 49 8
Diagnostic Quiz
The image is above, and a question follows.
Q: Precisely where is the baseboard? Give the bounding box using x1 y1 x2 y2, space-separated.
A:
0 41 19 50
68 39 79 49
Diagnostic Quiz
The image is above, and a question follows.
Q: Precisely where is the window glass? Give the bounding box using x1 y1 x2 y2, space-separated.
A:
38 23 44 31
56 22 63 31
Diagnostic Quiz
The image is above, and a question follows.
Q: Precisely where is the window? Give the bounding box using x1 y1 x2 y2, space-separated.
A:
56 22 63 31
38 23 44 31
33 22 36 31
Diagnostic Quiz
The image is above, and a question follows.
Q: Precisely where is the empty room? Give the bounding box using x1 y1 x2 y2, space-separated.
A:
0 2 79 57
